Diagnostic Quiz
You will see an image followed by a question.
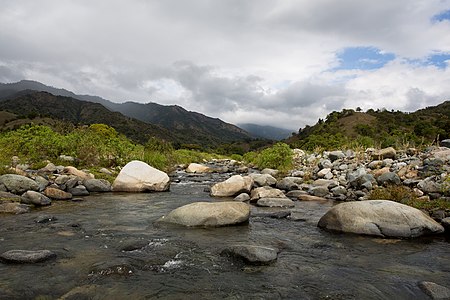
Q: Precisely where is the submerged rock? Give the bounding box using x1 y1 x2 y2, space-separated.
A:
112 160 170 192
20 191 51 206
0 249 56 263
210 175 253 197
318 200 444 238
0 202 30 214
222 245 278 264
418 281 450 300
160 201 250 227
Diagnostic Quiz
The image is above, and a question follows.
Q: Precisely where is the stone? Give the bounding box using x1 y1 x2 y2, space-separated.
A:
251 210 291 219
261 168 279 177
286 190 308 198
0 174 39 194
418 281 450 300
441 139 450 148
68 185 90 196
63 166 94 180
317 168 331 178
331 186 347 196
0 191 21 202
20 191 51 206
250 186 287 201
309 186 329 197
319 159 333 169
0 202 30 214
377 172 401 186
318 200 444 238
59 154 75 162
298 194 328 202
418 178 442 194
210 175 253 197
256 197 295 208
55 175 71 185
372 147 396 159
83 179 112 192
222 245 278 264
276 177 301 191
44 187 72 200
34 176 49 191
160 202 250 227
441 217 450 231
185 163 211 174
249 173 277 187
35 215 58 223
234 193 250 202
112 160 170 192
0 250 56 263
99 168 113 175
39 162 57 173
329 151 345 162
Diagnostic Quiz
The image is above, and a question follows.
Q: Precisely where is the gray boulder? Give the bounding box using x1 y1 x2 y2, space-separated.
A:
222 245 278 264
418 178 442 194
372 147 396 159
68 185 90 196
377 172 401 186
276 177 301 191
83 179 112 192
159 202 250 227
249 173 277 187
0 174 39 194
0 249 56 263
261 168 279 177
256 197 295 208
318 200 444 238
440 139 450 148
309 186 329 197
234 193 250 202
210 175 253 197
112 160 170 192
250 186 286 201
20 191 51 206
329 151 345 162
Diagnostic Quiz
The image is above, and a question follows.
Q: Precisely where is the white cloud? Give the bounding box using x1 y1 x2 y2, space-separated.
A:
0 0 449 131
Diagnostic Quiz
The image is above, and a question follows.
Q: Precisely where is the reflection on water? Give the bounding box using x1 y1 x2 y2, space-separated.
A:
0 181 449 299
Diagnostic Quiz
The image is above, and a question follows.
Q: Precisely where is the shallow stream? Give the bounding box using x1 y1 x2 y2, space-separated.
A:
0 174 449 299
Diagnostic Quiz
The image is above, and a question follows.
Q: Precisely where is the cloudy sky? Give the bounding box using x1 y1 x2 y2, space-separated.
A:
1 0 450 130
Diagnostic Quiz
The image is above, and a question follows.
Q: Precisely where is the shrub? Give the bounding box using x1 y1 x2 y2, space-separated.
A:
255 142 293 171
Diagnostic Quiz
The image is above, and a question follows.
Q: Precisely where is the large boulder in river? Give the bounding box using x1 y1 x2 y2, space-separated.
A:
112 160 170 192
160 201 250 227
210 175 253 197
185 163 211 174
0 174 39 194
318 200 444 238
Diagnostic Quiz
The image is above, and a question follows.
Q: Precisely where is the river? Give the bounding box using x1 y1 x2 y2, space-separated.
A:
0 173 449 299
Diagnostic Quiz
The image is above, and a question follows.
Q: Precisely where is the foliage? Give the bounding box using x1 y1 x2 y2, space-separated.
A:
244 143 293 172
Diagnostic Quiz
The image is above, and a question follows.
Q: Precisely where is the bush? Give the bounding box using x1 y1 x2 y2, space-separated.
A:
255 143 293 171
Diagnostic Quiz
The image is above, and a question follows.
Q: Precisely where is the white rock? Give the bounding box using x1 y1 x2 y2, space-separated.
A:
185 163 211 174
210 175 253 197
112 160 170 192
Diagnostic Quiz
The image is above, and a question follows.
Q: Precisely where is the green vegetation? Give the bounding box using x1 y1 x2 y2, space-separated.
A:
0 124 220 172
369 185 450 211
243 142 293 172
287 102 450 151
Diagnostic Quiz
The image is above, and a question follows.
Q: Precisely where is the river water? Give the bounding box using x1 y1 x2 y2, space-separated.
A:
0 174 449 299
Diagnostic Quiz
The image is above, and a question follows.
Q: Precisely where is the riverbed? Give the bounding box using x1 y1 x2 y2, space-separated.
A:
0 176 449 299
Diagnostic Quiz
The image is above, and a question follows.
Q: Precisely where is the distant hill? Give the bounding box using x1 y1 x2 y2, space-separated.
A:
238 123 292 140
0 91 176 144
0 80 252 147
286 103 450 150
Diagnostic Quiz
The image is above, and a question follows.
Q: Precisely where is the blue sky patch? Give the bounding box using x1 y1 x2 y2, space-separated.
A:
432 10 450 22
333 47 395 71
427 53 450 68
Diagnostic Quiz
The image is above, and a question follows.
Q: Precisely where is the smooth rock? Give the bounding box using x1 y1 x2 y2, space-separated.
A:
286 190 308 198
441 217 450 231
20 191 51 206
99 168 113 175
0 202 30 214
44 187 72 200
186 163 211 174
68 185 90 196
249 173 277 187
234 193 250 202
63 166 94 180
310 186 329 197
0 174 39 194
318 200 444 238
210 175 253 197
160 201 250 227
250 186 286 201
0 250 56 263
0 191 21 202
329 151 345 162
418 281 450 300
276 177 301 191
112 160 170 192
298 194 328 202
256 197 295 208
418 178 442 194
441 139 450 148
83 179 112 192
372 147 396 159
222 245 278 264
261 168 279 177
